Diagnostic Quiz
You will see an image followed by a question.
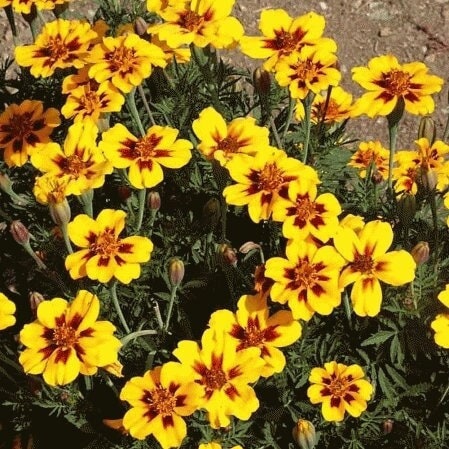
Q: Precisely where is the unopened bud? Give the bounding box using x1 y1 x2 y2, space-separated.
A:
117 186 132 202
29 291 45 317
147 190 161 211
292 419 317 449
169 258 185 287
410 241 430 265
418 116 436 145
201 197 221 231
10 220 30 245
239 241 261 254
371 169 384 185
396 192 416 227
0 172 13 193
419 167 438 192
134 17 149 37
383 419 394 434
219 244 237 267
253 67 271 96
49 198 71 227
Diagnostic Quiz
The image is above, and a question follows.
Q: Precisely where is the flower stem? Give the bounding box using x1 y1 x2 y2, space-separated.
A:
23 241 48 270
343 291 352 329
269 116 283 149
135 188 146 232
126 88 146 137
137 84 156 126
121 329 157 348
302 92 315 164
164 285 178 332
282 95 295 143
387 97 405 192
4 6 19 46
79 189 94 217
60 222 73 254
109 281 131 334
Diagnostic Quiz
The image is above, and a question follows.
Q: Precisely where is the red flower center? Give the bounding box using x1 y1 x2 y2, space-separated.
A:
256 162 284 192
52 323 77 348
352 253 374 274
203 367 227 391
217 136 240 154
135 135 163 160
272 30 297 52
146 386 177 416
91 229 120 256
383 69 411 96
179 10 203 31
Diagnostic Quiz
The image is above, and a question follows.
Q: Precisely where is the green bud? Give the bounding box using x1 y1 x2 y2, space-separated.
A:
292 419 317 449
168 258 184 287
418 115 436 145
396 192 416 227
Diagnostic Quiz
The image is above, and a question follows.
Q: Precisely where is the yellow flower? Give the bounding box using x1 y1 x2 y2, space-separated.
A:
120 362 203 447
31 122 112 196
150 33 191 64
295 86 358 123
0 293 16 330
333 220 416 317
99 123 192 189
0 100 60 167
19 290 121 386
15 19 97 78
307 361 373 422
65 209 153 284
173 328 264 429
352 54 444 117
35 0 72 11
209 293 302 377
223 148 318 223
192 106 271 167
275 46 341 100
148 0 244 49
87 34 166 93
348 141 390 181
265 241 345 321
240 9 336 72
199 444 243 449
431 314 449 349
272 178 341 243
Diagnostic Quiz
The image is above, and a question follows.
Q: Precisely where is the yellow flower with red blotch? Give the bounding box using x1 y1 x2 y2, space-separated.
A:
87 34 166 94
19 290 121 386
430 284 449 348
120 362 203 448
0 293 16 330
265 241 345 321
99 123 192 189
31 121 112 196
209 293 301 377
275 46 341 100
65 209 153 284
173 328 264 429
272 178 341 243
240 9 336 72
348 141 390 181
148 0 244 49
0 100 60 167
0 0 71 13
192 106 271 167
223 148 318 223
352 54 443 117
333 220 416 317
307 361 373 422
15 19 97 78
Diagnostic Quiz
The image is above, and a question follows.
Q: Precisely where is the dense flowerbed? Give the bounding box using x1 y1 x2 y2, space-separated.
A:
0 1 449 448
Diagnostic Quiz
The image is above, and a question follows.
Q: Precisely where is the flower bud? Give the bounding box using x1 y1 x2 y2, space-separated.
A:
253 67 271 96
169 258 185 287
239 241 261 254
219 243 238 267
10 220 30 245
383 419 394 434
29 291 45 317
201 197 221 231
147 190 161 211
134 17 149 37
117 185 132 202
292 419 317 449
371 169 384 185
0 172 13 193
418 116 436 145
410 241 430 265
396 192 416 227
418 167 438 192
49 198 71 227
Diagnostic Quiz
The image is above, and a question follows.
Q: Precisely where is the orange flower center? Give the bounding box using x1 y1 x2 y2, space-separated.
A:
256 163 284 192
295 196 315 221
328 376 349 397
107 45 136 73
203 367 227 391
53 323 77 348
293 59 320 81
292 260 319 287
217 136 240 154
135 135 162 160
243 321 265 347
384 69 411 96
62 154 86 175
92 229 120 256
352 253 374 274
145 386 177 416
79 90 103 114
43 36 70 64
179 10 204 31
273 30 297 52
314 99 345 122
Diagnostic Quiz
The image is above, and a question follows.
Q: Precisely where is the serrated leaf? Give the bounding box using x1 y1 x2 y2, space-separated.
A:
361 330 396 347
384 364 408 390
377 367 396 402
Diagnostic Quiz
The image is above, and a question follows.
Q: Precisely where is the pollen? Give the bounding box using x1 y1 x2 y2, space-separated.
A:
272 30 297 52
61 153 88 175
91 229 120 256
78 90 103 115
145 386 177 416
383 69 411 96
216 136 240 154
352 253 374 274
256 162 284 191
106 46 137 73
291 260 319 288
203 367 227 391
135 135 162 160
6 113 33 142
52 323 77 348
39 36 70 65
295 196 316 221
179 10 204 31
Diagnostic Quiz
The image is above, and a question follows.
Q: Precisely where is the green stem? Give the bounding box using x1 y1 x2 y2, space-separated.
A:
147 209 157 237
84 376 93 392
79 189 94 217
302 92 315 164
121 329 157 348
164 285 178 332
429 190 439 274
269 116 282 149
109 281 131 334
4 6 19 46
60 222 73 254
282 95 295 143
343 291 352 329
137 84 156 126
23 241 48 270
318 85 333 145
0 351 23 374
126 88 146 137
135 188 146 232
443 113 449 143
387 97 405 192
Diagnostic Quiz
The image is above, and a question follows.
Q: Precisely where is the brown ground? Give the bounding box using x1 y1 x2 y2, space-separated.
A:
1 0 449 148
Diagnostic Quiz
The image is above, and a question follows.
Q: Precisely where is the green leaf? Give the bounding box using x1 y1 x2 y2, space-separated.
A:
361 330 397 347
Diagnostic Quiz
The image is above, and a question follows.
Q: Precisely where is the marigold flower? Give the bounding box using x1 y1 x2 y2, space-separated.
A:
352 54 444 117
87 34 166 93
15 19 97 78
348 141 390 181
33 174 69 205
265 241 345 321
19 290 121 386
99 123 192 189
148 0 244 49
199 444 243 449
333 220 416 317
65 209 153 284
173 328 264 429
150 33 191 64
223 148 318 223
275 46 341 100
272 178 342 243
120 362 203 447
431 313 449 348
209 294 301 377
0 293 16 330
240 9 336 72
307 361 373 421
31 122 112 196
0 100 60 167
192 106 271 167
